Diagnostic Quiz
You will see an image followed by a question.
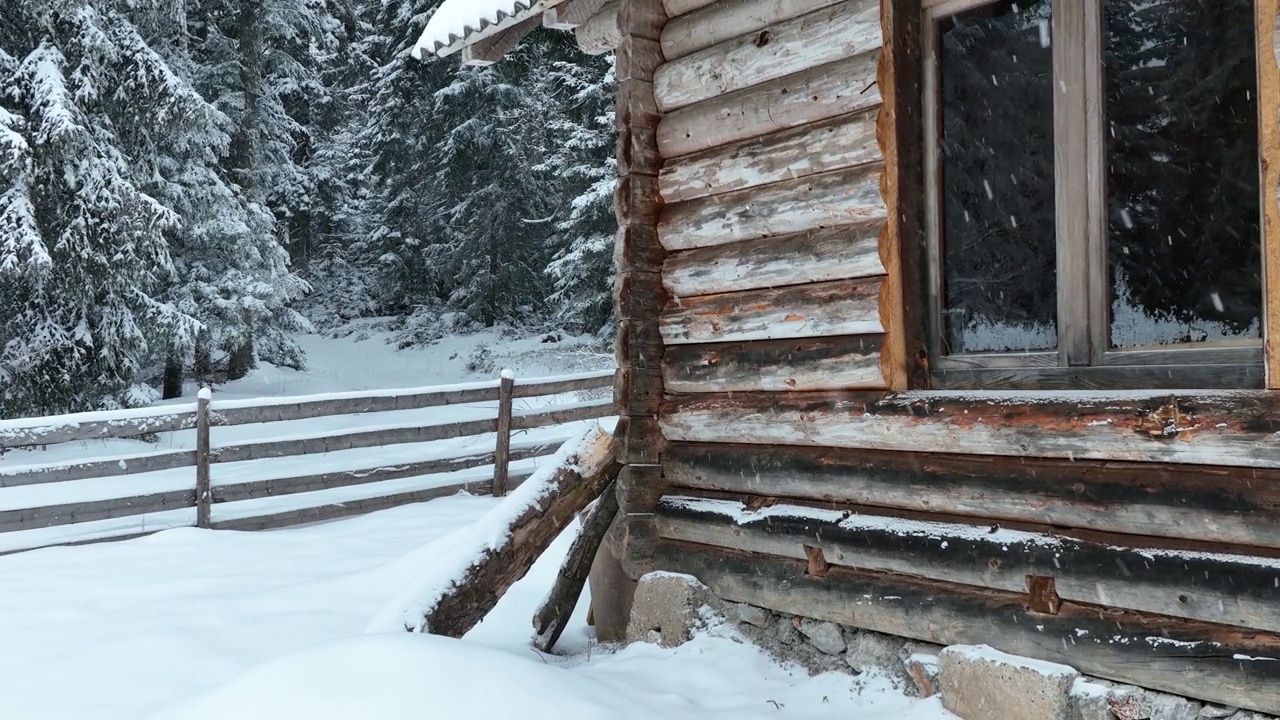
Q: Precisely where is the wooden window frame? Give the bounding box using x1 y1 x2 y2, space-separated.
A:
918 0 1267 390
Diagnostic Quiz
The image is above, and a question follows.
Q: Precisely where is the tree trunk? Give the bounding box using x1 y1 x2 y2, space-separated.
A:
533 480 619 652
162 352 184 400
226 335 256 381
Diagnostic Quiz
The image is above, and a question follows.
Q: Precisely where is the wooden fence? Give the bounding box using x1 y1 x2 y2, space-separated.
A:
0 369 616 553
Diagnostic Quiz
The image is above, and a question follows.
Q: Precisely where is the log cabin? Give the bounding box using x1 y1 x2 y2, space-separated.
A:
418 0 1280 713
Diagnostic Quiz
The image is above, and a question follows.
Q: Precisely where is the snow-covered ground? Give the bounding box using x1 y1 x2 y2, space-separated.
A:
0 327 615 552
0 492 951 720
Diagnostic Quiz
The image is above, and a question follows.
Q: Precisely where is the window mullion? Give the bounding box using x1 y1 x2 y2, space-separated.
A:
1053 0 1092 367
1083 0 1108 365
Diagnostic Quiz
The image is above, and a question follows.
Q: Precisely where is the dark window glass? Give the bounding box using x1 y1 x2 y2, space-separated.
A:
1105 0 1262 348
940 0 1056 355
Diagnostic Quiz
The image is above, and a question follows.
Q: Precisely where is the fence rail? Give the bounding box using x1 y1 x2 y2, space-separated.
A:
0 369 616 553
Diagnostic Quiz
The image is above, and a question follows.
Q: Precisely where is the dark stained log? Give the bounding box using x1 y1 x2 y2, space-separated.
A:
664 335 885 393
196 391 212 528
0 449 195 489
0 489 196 533
614 416 665 465
661 390 1280 469
661 277 883 345
533 481 619 652
663 220 883 297
614 367 664 415
415 430 621 637
615 462 665 514
656 541 1280 714
659 163 885 252
656 495 1280 632
663 441 1280 550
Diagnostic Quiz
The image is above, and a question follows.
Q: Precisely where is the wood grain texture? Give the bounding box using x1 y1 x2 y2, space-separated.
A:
664 335 885 392
659 164 885 252
1259 0 1280 388
663 441 1280 550
660 278 884 345
575 0 620 54
533 480 619 651
653 0 881 111
661 390 1280 468
661 0 718 18
0 489 195 533
657 51 881 159
657 495 1280 632
0 406 197 450
663 220 884 297
655 542 1280 714
0 449 195 489
661 0 846 61
932 364 1265 391
659 110 882 204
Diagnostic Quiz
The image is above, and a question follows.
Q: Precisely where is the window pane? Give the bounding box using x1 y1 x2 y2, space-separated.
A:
1105 0 1261 348
939 0 1057 355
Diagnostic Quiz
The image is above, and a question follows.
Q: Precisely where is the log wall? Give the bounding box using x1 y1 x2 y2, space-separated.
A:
626 0 1280 711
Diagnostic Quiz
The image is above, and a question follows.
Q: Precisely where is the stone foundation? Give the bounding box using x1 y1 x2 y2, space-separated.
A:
625 572 1278 720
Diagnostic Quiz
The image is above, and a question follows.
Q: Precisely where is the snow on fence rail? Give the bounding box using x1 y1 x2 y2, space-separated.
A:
0 369 616 553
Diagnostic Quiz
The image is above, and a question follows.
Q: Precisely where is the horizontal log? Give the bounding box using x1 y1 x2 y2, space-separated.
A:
655 541 1280 714
662 0 717 18
0 448 195 489
657 51 881 159
659 164 884 252
933 365 1265 391
663 442 1280 550
663 220 883 297
211 441 562 504
664 335 884 392
661 278 883 346
0 489 195 533
657 495 1280 632
575 0 620 55
661 390 1280 469
216 399 615 465
654 0 880 111
661 0 845 61
660 110 881 204
0 404 198 450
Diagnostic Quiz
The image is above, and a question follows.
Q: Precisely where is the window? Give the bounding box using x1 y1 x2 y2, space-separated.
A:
921 0 1264 389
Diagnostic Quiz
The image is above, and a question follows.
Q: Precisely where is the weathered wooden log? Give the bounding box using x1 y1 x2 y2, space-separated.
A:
576 0 620 54
664 335 885 392
655 542 1280 715
656 495 1280 632
493 372 516 496
663 441 1280 550
660 109 881 204
661 0 717 19
661 277 883 345
196 390 212 528
661 0 845 60
544 0 610 28
657 50 880 159
659 164 885 252
654 0 881 111
0 404 198 451
663 219 883 297
375 428 620 638
661 390 1280 469
0 489 196 534
533 480 619 652
0 449 195 489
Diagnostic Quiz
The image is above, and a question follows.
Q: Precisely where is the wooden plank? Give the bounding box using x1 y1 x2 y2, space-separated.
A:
196 391 211 528
661 0 845 61
663 220 883 297
661 390 1280 469
663 441 1280 550
664 335 885 392
210 442 561 504
0 405 197 451
657 51 881 159
493 373 516 496
660 164 884 252
660 110 881 204
1054 0 1091 367
461 14 542 66
533 480 619 651
653 0 881 111
1259 0 1280 388
657 495 1280 633
427 0 567 59
662 0 717 19
932 364 1265 391
575 0 620 54
661 277 883 346
655 542 1280 714
0 449 195 489
0 489 195 533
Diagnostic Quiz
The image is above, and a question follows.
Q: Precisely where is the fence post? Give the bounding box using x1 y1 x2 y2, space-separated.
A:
196 387 212 528
493 369 515 497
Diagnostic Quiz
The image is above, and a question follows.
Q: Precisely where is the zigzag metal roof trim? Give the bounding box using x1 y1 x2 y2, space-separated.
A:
415 0 565 60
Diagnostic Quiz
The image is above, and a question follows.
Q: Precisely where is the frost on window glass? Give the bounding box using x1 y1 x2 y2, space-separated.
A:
940 0 1056 355
1105 0 1261 349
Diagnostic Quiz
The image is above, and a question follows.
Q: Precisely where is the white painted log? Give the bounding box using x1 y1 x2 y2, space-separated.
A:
661 0 847 60
575 1 620 55
660 278 883 345
660 109 881 204
654 0 881 111
663 221 884 297
658 50 881 159
659 163 885 252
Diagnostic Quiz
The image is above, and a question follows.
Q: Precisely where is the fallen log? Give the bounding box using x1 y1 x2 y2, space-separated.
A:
532 480 619 652
367 426 621 638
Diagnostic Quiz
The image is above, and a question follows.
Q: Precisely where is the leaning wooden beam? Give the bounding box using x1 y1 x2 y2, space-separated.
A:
367 427 620 638
533 480 619 652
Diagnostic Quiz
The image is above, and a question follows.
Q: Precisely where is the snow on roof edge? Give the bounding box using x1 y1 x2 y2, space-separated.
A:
413 0 543 60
